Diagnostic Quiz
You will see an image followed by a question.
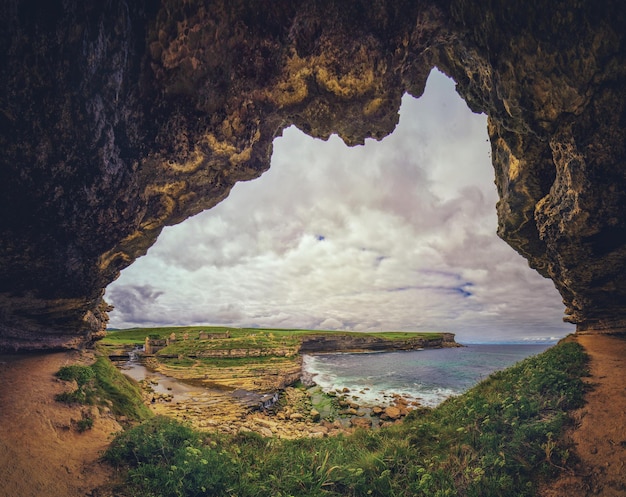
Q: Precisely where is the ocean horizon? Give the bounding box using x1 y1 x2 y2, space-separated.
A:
302 343 554 408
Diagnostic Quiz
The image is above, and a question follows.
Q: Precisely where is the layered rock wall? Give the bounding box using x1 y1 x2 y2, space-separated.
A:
1 0 625 349
299 332 458 353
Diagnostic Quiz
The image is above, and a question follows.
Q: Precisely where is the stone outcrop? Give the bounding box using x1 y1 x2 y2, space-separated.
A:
1 0 625 349
299 332 458 353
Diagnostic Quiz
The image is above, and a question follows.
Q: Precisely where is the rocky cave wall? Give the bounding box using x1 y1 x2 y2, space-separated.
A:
1 0 625 349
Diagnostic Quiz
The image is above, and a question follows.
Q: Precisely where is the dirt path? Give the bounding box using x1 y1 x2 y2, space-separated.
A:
0 351 122 497
541 333 626 497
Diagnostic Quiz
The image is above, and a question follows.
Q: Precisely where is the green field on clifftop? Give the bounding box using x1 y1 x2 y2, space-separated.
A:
101 326 446 353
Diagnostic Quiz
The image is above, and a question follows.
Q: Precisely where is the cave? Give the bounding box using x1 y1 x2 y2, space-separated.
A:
105 71 570 342
1 0 625 350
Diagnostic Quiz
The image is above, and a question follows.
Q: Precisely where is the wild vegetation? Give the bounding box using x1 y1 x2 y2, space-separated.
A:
55 355 152 423
103 340 588 496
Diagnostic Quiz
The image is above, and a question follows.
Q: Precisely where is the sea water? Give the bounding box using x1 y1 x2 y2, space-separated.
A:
302 343 553 408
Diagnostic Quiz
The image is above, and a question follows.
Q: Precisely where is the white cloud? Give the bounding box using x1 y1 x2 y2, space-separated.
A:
106 69 574 342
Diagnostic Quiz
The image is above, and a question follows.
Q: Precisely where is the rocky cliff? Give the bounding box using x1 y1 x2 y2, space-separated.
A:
1 0 625 349
299 332 458 354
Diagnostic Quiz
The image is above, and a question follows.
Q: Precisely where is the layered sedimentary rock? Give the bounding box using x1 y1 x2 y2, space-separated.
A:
1 0 625 349
299 332 458 353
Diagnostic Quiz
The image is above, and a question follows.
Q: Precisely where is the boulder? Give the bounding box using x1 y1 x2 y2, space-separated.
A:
383 406 401 420
258 427 273 438
310 425 329 435
350 417 372 429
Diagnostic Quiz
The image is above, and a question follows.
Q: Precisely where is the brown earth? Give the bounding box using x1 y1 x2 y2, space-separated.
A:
0 351 122 497
540 333 626 497
0 335 625 497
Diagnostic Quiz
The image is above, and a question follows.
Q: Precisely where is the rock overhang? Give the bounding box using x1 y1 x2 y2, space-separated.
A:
1 0 625 349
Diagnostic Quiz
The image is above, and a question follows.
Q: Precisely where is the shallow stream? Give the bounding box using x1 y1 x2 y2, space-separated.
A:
115 355 200 400
113 350 272 409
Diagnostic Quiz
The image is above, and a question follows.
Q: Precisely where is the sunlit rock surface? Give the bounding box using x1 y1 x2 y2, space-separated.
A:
1 0 625 349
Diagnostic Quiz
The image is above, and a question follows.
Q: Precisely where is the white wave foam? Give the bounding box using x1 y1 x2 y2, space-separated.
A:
302 354 459 407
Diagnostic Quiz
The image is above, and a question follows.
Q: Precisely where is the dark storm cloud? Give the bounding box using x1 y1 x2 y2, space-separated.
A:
107 284 164 322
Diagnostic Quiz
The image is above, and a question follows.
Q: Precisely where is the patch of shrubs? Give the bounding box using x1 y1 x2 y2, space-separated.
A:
75 415 94 433
55 365 96 404
54 356 152 423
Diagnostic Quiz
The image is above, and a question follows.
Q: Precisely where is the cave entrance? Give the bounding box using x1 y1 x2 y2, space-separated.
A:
105 69 571 343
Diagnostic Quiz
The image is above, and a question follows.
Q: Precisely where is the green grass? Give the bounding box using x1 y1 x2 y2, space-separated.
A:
160 357 196 368
103 340 588 497
160 355 297 368
54 353 152 422
55 364 96 404
76 415 95 432
90 355 153 420
101 326 445 353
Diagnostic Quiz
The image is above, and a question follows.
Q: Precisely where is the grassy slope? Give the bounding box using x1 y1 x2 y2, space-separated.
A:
55 353 152 422
90 355 153 421
103 340 588 497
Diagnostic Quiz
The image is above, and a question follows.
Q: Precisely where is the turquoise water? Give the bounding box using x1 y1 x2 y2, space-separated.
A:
302 343 553 407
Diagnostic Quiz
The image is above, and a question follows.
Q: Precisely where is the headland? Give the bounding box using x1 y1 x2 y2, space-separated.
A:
101 326 459 438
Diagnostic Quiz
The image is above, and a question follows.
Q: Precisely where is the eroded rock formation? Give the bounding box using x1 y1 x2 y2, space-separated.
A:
1 0 625 349
299 332 458 353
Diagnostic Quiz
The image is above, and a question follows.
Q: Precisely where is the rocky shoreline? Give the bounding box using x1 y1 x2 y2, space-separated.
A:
124 359 429 439
109 331 460 438
143 379 425 439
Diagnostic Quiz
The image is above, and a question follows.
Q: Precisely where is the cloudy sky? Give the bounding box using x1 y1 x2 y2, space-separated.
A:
106 69 573 343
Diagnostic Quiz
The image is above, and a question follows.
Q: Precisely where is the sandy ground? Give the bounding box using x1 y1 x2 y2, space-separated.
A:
0 351 122 497
540 333 626 497
0 334 624 497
